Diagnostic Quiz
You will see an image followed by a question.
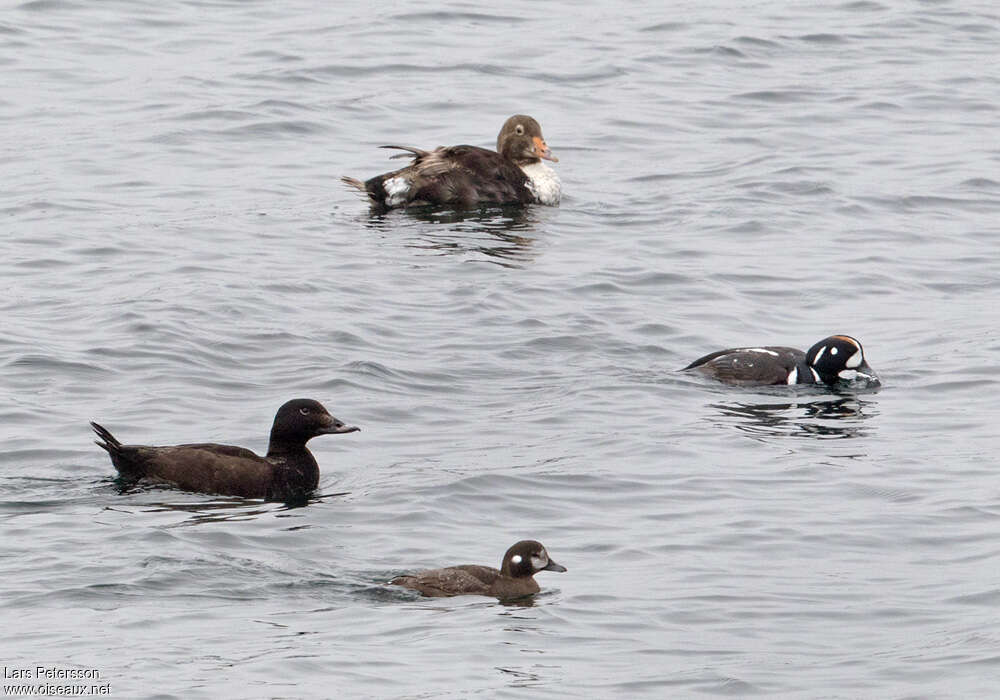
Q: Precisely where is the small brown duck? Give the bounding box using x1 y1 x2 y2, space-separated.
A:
342 114 561 211
390 540 567 600
91 398 359 502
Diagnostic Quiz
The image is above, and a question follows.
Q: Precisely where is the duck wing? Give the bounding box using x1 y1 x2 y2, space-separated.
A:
391 565 499 597
357 145 533 209
93 421 274 498
683 346 804 386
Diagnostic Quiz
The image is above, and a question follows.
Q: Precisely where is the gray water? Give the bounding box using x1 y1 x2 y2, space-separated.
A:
2 0 999 697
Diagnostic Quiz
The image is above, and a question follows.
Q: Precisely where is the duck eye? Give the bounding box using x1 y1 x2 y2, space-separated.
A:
299 407 311 415
515 124 524 135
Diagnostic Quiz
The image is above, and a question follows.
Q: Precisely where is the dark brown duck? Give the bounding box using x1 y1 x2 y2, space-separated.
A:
342 115 561 211
390 540 567 600
91 398 359 502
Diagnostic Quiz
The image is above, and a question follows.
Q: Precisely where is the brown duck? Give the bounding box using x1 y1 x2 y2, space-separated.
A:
343 115 561 211
91 398 359 502
390 540 567 600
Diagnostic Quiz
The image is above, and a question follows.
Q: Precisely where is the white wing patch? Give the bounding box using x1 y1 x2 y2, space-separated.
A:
745 348 779 356
383 176 411 206
520 162 561 205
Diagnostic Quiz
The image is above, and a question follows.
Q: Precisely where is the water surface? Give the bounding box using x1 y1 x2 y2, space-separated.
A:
2 1 999 697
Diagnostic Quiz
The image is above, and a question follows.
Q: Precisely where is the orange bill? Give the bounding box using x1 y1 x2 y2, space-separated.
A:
533 136 558 162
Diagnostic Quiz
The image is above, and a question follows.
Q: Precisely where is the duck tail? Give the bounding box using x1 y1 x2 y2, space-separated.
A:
340 176 368 194
90 421 122 454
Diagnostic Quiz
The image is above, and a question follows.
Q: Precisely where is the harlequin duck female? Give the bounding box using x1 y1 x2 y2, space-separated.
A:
390 540 567 600
682 335 880 388
342 115 561 211
91 399 359 502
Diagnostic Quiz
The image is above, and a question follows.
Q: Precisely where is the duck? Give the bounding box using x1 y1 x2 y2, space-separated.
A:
342 114 561 211
682 334 880 388
91 398 359 502
389 540 567 600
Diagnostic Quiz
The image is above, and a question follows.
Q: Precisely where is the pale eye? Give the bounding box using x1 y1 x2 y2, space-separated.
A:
299 407 311 415
515 124 524 135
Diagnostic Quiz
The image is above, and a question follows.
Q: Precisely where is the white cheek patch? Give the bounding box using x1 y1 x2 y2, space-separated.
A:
384 176 411 206
530 554 548 570
845 349 862 369
786 367 798 385
510 555 522 565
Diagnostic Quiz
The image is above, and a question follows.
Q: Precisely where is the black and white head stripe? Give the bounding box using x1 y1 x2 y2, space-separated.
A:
806 335 877 385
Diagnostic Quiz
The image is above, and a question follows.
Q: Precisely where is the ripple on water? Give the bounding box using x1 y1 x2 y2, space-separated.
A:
3 0 1000 697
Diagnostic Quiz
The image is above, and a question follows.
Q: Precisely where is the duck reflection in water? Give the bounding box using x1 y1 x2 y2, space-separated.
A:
709 396 877 439
104 490 347 525
361 204 541 267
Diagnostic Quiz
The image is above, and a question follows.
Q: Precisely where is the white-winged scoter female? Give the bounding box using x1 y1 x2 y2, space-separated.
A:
91 398 359 502
342 115 561 211
390 540 567 600
682 335 879 388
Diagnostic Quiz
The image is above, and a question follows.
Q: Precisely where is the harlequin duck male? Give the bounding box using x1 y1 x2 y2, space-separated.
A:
682 335 879 388
342 115 561 211
91 398 359 502
389 540 567 600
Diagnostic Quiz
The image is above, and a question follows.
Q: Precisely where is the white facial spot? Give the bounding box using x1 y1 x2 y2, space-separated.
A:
845 349 862 368
530 553 548 570
830 346 838 356
838 369 858 381
813 346 827 364
786 367 798 385
510 555 522 565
